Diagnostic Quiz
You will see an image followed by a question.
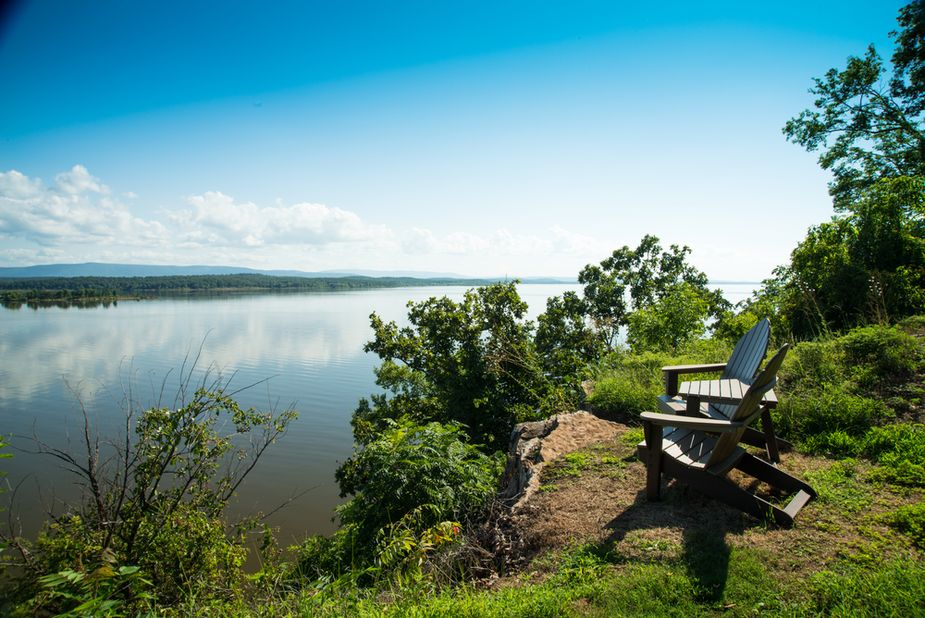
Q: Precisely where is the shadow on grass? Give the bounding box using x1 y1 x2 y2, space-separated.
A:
603 487 749 603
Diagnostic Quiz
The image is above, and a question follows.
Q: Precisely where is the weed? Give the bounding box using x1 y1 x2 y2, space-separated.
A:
803 459 873 513
884 502 925 548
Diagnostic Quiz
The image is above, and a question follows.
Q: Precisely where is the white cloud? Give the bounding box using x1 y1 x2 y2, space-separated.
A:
54 164 108 195
0 166 168 246
174 191 392 248
0 166 609 276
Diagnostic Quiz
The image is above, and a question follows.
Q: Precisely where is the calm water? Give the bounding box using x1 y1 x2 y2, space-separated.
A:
1 282 755 544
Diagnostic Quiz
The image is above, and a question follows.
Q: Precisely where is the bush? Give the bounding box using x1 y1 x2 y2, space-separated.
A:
776 383 891 447
587 373 661 416
335 419 503 561
778 339 845 395
355 282 554 450
626 283 711 353
2 382 296 613
838 325 921 393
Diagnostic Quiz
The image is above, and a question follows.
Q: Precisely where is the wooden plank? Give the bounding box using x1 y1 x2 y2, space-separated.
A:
783 490 813 519
663 430 720 469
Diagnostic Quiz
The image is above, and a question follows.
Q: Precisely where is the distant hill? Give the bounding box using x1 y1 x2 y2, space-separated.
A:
0 263 466 279
0 263 577 282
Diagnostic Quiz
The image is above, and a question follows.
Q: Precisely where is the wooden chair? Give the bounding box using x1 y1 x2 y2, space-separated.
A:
637 345 816 526
657 318 792 463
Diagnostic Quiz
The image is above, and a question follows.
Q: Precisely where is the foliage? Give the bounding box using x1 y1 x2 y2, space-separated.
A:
535 235 727 392
776 384 892 448
783 1 925 211
626 283 711 353
335 419 502 563
575 235 725 352
29 558 152 618
371 507 461 587
712 308 763 344
534 291 602 388
354 282 555 449
3 380 296 613
863 423 925 487
587 373 661 417
772 2 925 336
839 324 922 392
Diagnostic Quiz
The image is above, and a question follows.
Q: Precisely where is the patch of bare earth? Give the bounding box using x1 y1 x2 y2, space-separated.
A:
504 411 923 582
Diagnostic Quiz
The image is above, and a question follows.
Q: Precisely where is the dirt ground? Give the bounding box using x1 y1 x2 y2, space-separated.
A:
506 411 921 578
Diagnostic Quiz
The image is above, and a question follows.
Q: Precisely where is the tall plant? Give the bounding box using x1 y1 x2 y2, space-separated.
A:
2 369 296 612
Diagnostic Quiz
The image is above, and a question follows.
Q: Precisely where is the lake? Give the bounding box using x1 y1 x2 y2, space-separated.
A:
0 282 755 545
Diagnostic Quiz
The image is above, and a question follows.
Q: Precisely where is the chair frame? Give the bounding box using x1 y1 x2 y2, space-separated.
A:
657 318 793 462
637 345 816 527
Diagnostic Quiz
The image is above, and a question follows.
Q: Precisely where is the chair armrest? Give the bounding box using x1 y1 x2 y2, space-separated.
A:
661 363 728 374
662 363 727 395
640 411 744 432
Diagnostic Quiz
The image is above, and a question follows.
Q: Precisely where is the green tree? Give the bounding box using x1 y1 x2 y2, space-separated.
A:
626 283 712 352
353 282 553 450
784 1 925 211
534 291 602 388
537 236 726 362
745 176 925 337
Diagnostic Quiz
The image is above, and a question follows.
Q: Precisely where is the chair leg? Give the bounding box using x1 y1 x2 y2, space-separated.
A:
643 421 663 500
738 411 793 462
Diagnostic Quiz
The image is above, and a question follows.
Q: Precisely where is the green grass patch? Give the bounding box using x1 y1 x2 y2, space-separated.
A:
884 502 925 548
803 459 873 513
798 558 925 617
543 446 628 484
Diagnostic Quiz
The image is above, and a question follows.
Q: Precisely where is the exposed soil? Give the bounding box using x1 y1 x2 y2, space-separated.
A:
501 411 922 581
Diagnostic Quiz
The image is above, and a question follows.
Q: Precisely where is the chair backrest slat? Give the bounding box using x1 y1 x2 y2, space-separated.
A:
713 318 771 419
706 344 790 468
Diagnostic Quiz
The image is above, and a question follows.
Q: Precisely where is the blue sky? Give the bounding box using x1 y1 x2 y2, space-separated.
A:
0 0 907 279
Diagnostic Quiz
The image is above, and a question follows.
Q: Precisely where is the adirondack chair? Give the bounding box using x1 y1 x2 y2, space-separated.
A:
637 345 816 526
657 318 793 463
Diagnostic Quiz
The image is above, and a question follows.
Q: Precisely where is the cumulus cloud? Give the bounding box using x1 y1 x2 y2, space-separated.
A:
0 165 167 246
173 191 392 248
0 165 604 275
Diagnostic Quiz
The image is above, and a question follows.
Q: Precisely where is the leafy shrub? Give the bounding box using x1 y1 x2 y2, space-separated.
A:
838 325 921 393
896 314 925 335
778 338 845 395
587 373 661 416
355 282 555 450
3 383 295 613
626 283 711 353
776 383 891 446
335 419 503 560
712 310 762 344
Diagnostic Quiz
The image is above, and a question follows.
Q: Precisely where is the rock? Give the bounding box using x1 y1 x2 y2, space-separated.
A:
498 411 622 511
497 417 557 504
